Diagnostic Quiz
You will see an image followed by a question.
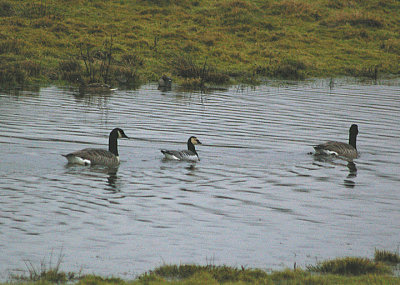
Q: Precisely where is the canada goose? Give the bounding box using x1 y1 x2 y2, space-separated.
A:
161 136 202 161
314 124 359 160
63 128 129 166
158 75 172 89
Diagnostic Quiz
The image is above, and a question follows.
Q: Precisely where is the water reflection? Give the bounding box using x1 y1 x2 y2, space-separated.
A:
312 152 358 175
72 88 112 106
64 164 121 192
346 162 357 177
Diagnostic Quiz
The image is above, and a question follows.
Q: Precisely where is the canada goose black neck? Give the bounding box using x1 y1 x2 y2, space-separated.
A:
109 129 119 156
349 124 358 150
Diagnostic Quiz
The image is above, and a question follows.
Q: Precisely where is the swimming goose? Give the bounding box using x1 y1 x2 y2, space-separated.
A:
314 124 359 160
158 75 172 90
63 128 129 166
161 136 202 161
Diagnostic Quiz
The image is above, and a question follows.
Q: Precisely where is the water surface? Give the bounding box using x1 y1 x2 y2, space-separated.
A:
0 79 399 279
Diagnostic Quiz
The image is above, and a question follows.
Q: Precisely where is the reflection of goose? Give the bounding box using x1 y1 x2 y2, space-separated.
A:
347 161 357 178
63 128 129 167
161 136 202 161
314 124 358 160
158 75 172 89
79 82 115 94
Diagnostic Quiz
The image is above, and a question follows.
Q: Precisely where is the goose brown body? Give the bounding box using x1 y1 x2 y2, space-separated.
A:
314 124 359 160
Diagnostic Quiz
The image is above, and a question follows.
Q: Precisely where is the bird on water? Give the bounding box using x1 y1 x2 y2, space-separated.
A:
63 128 129 167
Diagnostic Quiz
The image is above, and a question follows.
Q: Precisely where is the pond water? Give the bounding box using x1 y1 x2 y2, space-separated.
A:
0 79 399 279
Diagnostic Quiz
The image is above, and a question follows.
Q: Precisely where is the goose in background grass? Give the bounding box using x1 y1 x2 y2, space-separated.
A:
158 75 172 90
314 124 359 161
161 136 202 162
63 128 129 167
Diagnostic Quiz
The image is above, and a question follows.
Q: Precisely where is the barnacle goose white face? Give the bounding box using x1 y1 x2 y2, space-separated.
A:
190 136 202 145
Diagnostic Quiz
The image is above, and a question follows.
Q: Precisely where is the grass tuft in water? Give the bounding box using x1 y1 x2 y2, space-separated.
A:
374 249 400 264
307 256 391 276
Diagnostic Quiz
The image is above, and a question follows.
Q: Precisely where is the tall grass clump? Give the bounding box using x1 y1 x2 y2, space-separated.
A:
10 252 78 283
374 249 400 264
307 257 391 275
58 59 83 83
172 55 230 88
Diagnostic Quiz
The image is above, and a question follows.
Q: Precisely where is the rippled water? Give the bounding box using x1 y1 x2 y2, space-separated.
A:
0 79 399 279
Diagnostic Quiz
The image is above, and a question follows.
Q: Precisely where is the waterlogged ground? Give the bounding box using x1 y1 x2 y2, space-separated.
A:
0 79 399 279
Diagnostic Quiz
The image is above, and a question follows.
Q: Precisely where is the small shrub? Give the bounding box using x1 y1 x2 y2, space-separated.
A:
307 257 390 275
374 249 400 264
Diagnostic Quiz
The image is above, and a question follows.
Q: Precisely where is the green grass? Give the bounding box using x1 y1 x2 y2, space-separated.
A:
5 250 400 284
307 256 391 275
0 0 400 87
375 248 400 264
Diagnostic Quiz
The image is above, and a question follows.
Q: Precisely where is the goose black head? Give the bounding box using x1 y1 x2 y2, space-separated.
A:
111 128 129 139
349 124 358 136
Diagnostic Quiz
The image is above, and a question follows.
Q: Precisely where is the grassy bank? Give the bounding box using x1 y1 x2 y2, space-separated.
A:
5 249 400 284
0 0 400 87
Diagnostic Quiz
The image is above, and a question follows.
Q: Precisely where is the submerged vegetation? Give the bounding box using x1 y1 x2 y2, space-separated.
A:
5 250 400 284
0 0 399 87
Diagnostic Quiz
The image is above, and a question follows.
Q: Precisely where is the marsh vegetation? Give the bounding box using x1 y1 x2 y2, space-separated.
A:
6 250 400 284
0 0 399 87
